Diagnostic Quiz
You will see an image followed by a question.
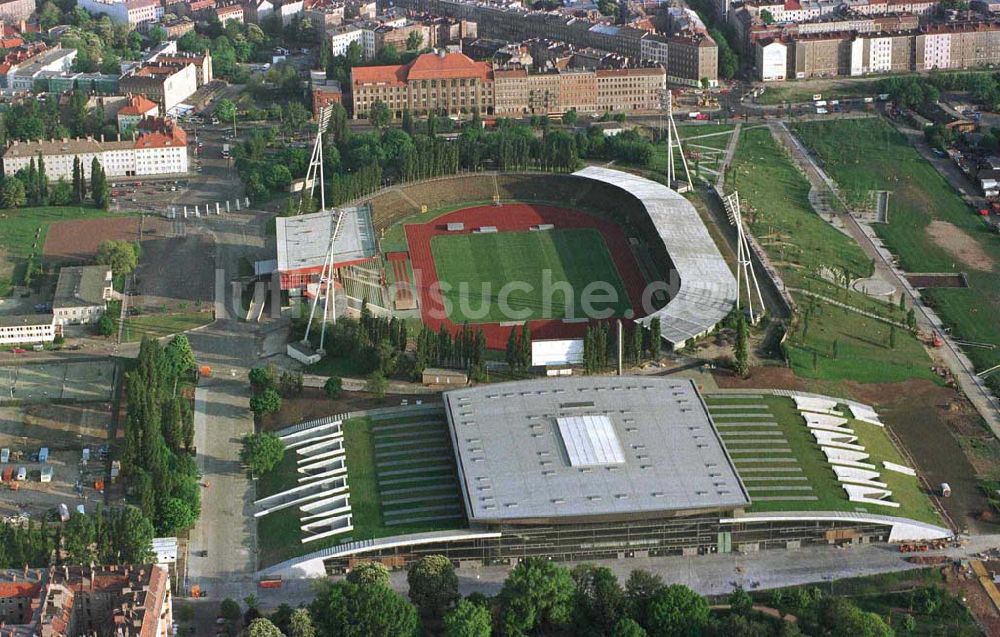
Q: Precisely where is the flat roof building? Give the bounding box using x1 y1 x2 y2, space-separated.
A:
445 377 750 524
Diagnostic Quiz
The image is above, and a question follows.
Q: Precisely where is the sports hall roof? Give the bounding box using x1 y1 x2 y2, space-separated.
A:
444 377 750 523
275 206 377 273
573 166 738 347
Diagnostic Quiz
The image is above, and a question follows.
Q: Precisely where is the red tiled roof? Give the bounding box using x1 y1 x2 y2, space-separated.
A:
0 36 24 48
135 117 187 148
119 94 158 116
352 52 493 87
0 582 41 598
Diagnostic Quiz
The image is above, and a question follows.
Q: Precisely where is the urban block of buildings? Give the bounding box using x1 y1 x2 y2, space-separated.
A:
350 50 666 118
0 564 172 636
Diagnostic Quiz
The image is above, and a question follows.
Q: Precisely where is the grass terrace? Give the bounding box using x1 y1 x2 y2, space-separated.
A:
257 410 467 568
791 118 1000 390
705 394 943 526
120 310 213 342
727 126 935 384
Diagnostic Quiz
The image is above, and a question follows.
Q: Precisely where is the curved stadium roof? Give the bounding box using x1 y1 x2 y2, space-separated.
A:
574 166 737 347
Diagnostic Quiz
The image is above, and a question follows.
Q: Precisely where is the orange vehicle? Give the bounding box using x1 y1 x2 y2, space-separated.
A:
1 467 12 482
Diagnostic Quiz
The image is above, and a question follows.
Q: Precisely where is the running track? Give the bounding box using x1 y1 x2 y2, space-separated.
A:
404 204 647 349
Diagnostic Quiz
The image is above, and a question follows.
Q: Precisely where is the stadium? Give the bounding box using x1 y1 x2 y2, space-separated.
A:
260 168 952 578
275 167 738 351
257 377 952 579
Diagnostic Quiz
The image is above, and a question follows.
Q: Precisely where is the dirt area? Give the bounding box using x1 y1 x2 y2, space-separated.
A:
944 562 1000 635
259 387 440 432
43 216 172 263
713 365 806 391
904 273 968 288
134 232 216 310
926 220 995 272
0 402 111 520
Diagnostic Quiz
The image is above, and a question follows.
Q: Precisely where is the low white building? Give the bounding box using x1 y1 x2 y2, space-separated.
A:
2 121 189 180
0 314 55 345
53 265 113 326
278 0 304 24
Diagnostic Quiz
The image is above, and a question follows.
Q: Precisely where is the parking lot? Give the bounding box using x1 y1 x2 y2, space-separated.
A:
0 401 112 520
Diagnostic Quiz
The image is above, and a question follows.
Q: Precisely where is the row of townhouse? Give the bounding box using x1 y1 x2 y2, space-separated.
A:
756 20 1000 80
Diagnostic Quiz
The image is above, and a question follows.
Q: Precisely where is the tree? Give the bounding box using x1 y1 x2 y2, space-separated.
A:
572 564 625 636
0 176 26 208
220 598 242 621
889 325 897 349
562 108 578 126
249 388 282 417
96 240 138 275
165 334 197 376
288 608 316 637
249 366 276 391
97 314 115 337
324 376 343 399
246 618 284 637
626 569 665 629
240 432 285 475
497 558 576 636
729 587 753 616
215 98 237 123
310 580 419 637
91 157 110 209
408 555 459 619
644 585 710 637
760 8 775 23
110 506 155 564
158 497 197 534
733 311 750 377
347 561 391 587
405 30 423 51
444 599 491 637
369 100 391 129
366 371 388 398
611 618 647 637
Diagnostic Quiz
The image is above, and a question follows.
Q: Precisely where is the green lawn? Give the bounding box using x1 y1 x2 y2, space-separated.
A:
708 395 943 525
255 451 299 500
727 126 932 383
784 301 938 384
0 205 130 296
792 118 1000 388
120 311 213 342
430 228 631 323
755 80 878 106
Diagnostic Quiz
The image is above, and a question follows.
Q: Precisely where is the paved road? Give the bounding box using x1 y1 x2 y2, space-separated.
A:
187 382 256 598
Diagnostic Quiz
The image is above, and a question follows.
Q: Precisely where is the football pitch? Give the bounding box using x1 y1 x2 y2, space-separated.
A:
429 228 632 323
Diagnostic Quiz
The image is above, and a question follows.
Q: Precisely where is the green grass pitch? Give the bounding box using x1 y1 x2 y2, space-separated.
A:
429 228 632 323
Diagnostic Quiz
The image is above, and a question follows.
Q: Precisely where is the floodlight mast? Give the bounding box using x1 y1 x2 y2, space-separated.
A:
301 107 341 353
722 191 765 324
662 89 693 192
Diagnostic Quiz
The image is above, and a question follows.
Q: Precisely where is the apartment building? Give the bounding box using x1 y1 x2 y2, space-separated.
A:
595 67 664 111
329 23 364 55
493 63 664 115
667 32 718 87
351 51 494 117
0 565 172 636
216 2 244 23
0 0 36 23
756 38 788 79
77 0 162 25
120 62 198 112
305 0 345 28
3 120 189 180
0 43 76 91
759 20 1000 79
